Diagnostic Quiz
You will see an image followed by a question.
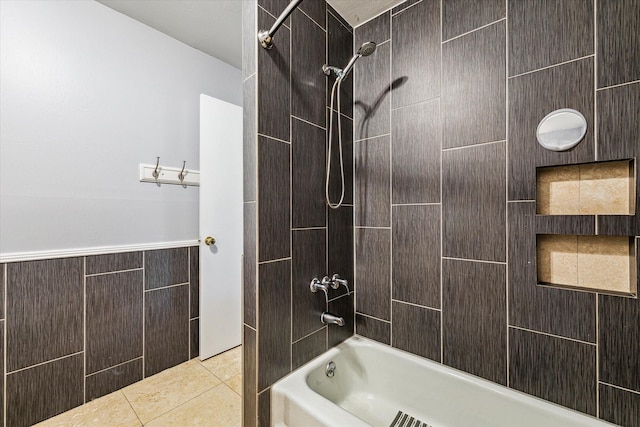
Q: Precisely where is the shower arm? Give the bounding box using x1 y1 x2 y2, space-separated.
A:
258 0 304 49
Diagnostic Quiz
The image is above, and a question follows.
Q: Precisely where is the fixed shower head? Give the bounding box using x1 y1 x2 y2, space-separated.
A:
338 41 377 81
357 41 377 57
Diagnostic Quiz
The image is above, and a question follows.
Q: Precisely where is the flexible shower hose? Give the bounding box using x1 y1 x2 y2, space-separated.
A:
325 77 345 209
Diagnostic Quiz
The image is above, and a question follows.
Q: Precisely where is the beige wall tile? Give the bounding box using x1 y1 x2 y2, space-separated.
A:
579 161 633 215
35 392 141 427
123 359 220 423
537 166 580 215
537 235 578 286
577 236 633 293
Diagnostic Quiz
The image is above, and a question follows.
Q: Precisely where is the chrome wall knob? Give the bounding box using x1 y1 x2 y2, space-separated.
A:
204 236 216 246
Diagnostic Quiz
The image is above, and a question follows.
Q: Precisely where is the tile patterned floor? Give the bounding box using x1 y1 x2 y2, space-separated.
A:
35 346 242 427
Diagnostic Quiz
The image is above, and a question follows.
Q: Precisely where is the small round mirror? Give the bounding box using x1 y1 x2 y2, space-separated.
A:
536 108 587 151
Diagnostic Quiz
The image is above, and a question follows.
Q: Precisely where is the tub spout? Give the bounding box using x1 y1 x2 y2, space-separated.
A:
321 312 345 327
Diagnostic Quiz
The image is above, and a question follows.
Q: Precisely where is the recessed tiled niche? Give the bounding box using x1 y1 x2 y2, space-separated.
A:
536 160 635 215
537 235 637 295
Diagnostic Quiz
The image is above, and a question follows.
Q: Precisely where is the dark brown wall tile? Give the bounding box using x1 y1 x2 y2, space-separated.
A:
244 75 257 202
258 136 291 261
327 13 353 118
258 389 271 427
392 302 440 361
258 260 291 391
86 270 143 374
354 42 391 141
190 318 199 359
599 383 640 427
144 285 189 377
86 252 142 275
443 259 506 384
442 21 505 149
508 0 593 76
443 0 505 41
258 7 291 142
86 358 142 401
258 0 290 19
391 0 440 109
356 228 391 320
392 205 440 308
391 99 441 204
293 327 327 370
597 0 640 88
242 0 256 81
508 58 595 200
244 326 257 427
600 292 640 392
7 258 83 372
244 202 257 328
509 328 596 415
442 142 506 262
292 11 326 128
144 248 189 290
355 11 390 47
328 111 353 205
0 319 3 423
535 214 596 236
189 246 199 319
356 314 390 344
299 0 325 29
355 136 391 227
7 354 83 427
292 229 327 341
292 118 326 228
328 206 353 299
508 202 596 342
597 83 640 236
328 293 355 347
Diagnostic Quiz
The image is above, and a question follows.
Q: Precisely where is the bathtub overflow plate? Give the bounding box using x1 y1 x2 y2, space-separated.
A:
326 361 336 377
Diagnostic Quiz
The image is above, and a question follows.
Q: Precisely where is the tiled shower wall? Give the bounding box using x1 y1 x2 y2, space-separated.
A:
242 0 355 425
0 246 199 426
353 0 639 425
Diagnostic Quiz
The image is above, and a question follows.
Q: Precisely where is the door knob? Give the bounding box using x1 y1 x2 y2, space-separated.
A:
204 236 216 246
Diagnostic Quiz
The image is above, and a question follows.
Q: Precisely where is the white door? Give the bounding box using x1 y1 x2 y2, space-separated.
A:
199 94 243 359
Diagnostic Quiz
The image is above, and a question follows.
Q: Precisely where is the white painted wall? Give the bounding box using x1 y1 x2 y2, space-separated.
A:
0 0 242 255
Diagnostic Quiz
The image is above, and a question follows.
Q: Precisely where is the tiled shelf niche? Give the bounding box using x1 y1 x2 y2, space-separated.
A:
535 159 637 295
537 234 637 295
536 159 635 215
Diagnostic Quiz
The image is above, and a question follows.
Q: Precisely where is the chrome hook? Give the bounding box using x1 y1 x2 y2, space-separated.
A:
178 160 186 183
152 157 160 179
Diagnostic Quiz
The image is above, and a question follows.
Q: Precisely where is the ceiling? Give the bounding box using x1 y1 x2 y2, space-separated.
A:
97 0 402 70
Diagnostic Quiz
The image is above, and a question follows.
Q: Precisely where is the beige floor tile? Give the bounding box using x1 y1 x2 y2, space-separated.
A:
123 359 221 424
201 346 241 381
225 373 242 396
35 391 141 427
145 383 241 427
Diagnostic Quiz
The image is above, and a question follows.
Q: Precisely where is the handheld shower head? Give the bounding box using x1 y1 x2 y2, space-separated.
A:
338 41 377 81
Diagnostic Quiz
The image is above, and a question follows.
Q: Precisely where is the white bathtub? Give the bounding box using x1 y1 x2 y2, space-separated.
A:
272 336 613 427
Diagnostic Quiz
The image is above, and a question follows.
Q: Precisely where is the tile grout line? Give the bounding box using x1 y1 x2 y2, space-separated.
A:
121 391 144 426
390 94 441 112
86 356 143 378
354 133 391 143
439 0 444 365
442 139 506 151
442 17 506 44
356 311 391 324
85 267 144 277
292 325 326 345
596 79 640 91
289 10 294 377
391 0 424 17
443 256 507 265
509 325 597 347
144 282 189 293
257 257 291 265
389 8 394 348
599 381 640 396
508 54 595 80
392 299 442 312
253 1 260 424
292 114 326 131
505 0 510 389
6 351 84 375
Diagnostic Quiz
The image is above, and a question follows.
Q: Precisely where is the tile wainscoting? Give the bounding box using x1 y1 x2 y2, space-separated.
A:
0 245 199 427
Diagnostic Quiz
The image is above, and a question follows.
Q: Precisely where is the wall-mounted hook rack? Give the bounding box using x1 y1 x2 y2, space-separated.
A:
139 159 200 187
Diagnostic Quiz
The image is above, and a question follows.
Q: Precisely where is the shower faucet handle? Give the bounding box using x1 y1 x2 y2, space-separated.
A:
322 276 340 290
331 274 349 293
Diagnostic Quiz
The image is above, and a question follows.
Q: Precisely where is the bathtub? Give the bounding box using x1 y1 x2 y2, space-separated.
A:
271 336 612 427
